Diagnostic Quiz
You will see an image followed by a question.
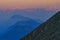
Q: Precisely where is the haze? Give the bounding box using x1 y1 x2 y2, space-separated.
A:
0 0 60 9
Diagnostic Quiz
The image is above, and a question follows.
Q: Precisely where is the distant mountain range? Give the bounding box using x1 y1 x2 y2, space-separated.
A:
0 9 58 22
0 15 41 40
0 9 59 40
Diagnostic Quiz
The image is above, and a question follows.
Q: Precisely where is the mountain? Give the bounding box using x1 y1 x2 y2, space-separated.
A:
0 9 57 23
0 9 58 40
21 11 60 40
0 15 41 40
11 9 57 22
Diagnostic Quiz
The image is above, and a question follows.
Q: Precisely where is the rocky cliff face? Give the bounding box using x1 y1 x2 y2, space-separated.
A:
21 11 60 40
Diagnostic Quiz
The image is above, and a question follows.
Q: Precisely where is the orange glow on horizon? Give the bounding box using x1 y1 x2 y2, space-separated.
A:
0 0 60 9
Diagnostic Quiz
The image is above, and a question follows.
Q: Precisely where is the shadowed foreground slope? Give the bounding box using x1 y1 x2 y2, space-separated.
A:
21 11 60 40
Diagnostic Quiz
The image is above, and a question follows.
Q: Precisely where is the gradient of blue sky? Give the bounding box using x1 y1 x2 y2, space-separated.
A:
0 0 60 10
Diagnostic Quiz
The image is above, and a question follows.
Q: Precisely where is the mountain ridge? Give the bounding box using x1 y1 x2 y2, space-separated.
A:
0 15 41 40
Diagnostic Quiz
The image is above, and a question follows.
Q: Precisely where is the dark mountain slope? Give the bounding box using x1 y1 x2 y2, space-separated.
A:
21 11 60 40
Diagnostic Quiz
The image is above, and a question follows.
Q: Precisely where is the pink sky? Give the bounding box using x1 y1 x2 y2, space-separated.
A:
0 0 60 10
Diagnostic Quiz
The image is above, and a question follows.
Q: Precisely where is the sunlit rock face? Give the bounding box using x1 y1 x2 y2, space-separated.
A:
21 11 60 40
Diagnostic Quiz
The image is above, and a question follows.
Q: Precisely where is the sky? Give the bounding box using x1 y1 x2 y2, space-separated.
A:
0 0 60 10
